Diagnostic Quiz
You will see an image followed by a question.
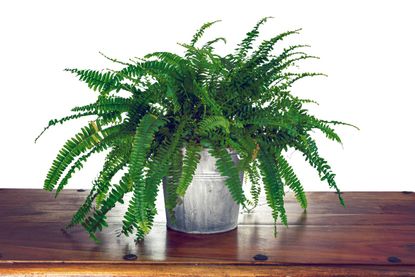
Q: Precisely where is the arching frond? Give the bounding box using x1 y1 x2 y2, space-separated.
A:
209 147 247 207
257 147 287 226
176 141 202 197
44 122 123 192
234 17 273 61
122 114 165 238
189 20 221 47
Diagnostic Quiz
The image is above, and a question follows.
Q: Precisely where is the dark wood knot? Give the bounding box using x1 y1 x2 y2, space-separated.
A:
387 256 401 263
123 254 138 261
402 191 413 194
76 189 86 192
253 254 268 261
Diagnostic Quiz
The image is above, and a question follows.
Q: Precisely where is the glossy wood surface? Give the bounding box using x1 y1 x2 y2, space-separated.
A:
0 189 414 276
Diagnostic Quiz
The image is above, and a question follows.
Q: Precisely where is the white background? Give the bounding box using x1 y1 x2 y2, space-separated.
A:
0 0 414 191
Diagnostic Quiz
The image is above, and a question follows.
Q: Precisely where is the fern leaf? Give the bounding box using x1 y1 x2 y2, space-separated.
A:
35 111 96 143
209 147 247 207
276 154 307 209
306 115 342 144
321 120 360 130
192 81 222 115
81 172 131 241
55 144 105 198
65 68 122 95
203 37 226 50
197 116 230 136
44 122 123 191
248 29 302 67
234 17 273 61
123 114 165 237
176 142 202 197
66 147 128 229
71 97 133 114
164 147 183 219
189 20 221 47
246 160 261 210
258 147 287 226
140 121 186 237
295 135 344 206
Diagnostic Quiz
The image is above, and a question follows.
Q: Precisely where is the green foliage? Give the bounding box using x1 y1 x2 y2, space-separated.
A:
125 114 166 238
176 142 202 197
43 121 123 192
258 147 287 227
276 154 307 209
245 160 261 211
39 18 355 243
81 172 131 242
197 116 230 136
189 20 221 48
294 135 345 206
66 146 129 229
209 147 247 207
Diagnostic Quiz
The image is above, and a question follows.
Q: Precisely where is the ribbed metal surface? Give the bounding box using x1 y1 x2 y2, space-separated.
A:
163 148 242 234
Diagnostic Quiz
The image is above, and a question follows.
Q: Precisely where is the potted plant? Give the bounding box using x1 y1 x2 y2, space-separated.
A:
37 17 356 243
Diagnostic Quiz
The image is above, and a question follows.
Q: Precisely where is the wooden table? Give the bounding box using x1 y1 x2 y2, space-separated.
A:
0 189 414 276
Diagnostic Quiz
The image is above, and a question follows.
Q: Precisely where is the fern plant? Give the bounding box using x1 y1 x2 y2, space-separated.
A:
37 18 356 243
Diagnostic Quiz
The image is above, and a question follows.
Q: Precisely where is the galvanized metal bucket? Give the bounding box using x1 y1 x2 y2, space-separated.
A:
163 148 243 234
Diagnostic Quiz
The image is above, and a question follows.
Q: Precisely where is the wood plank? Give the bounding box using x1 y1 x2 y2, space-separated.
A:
0 189 414 275
1 223 414 265
1 190 414 226
1 264 414 276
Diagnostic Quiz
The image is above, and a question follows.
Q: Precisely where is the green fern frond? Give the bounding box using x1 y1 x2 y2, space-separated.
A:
81 172 131 242
71 97 133 114
44 122 123 192
306 116 342 143
164 147 183 219
54 143 107 198
278 72 327 90
34 111 96 143
189 20 221 47
295 135 344 206
203 37 227 49
123 114 165 238
140 121 186 235
141 60 180 78
65 68 122 94
144 52 188 72
76 146 131 231
66 147 128 229
235 17 273 61
193 81 222 115
246 160 261 211
99 51 131 66
209 147 247 207
321 120 360 130
248 29 302 67
197 116 230 136
257 147 287 226
176 141 202 197
276 154 307 209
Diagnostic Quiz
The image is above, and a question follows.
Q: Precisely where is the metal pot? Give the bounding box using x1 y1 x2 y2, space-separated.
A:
162 148 243 234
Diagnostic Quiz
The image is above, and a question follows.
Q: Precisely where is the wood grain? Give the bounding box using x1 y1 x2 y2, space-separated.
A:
0 264 414 276
0 189 414 276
